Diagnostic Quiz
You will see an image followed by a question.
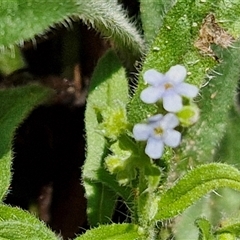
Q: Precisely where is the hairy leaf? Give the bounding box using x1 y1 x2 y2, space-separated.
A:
83 181 117 226
139 0 176 44
83 50 130 225
182 40 240 162
174 188 240 240
75 223 138 240
0 204 58 239
129 0 240 163
215 107 240 165
128 0 216 124
195 218 215 240
155 163 240 220
0 0 144 63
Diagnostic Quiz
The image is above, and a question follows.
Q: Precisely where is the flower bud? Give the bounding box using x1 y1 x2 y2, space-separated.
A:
177 104 200 127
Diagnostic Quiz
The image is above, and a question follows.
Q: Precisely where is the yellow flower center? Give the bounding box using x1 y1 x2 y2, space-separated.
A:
164 83 173 89
154 127 164 136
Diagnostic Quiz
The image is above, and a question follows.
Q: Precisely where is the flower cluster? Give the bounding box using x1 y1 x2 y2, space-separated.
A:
133 65 199 159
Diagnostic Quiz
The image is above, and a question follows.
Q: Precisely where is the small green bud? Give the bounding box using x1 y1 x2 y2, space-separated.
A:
217 233 235 240
105 155 125 174
105 155 137 185
138 226 145 236
177 104 200 127
100 104 129 140
105 141 137 185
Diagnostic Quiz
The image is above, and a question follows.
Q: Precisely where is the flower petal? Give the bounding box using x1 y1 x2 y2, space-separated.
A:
143 69 165 86
160 113 179 129
140 86 164 104
165 65 187 84
175 82 199 98
133 124 151 141
163 92 182 112
145 138 164 159
148 114 163 123
163 129 181 147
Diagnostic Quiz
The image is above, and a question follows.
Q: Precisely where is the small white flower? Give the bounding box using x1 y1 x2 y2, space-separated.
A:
133 113 181 159
141 65 199 112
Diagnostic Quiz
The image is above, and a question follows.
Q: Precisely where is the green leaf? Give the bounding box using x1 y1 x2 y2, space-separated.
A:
128 0 216 125
182 40 240 162
215 107 240 165
214 213 240 238
195 218 215 240
0 84 52 201
217 0 240 38
0 204 58 240
173 197 212 240
74 223 138 240
155 163 240 221
83 181 117 226
0 0 144 62
0 152 11 203
173 188 240 240
128 0 240 163
83 50 131 225
139 0 175 44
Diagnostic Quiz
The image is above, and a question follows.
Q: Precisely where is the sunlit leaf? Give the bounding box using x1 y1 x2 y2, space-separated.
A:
83 50 130 225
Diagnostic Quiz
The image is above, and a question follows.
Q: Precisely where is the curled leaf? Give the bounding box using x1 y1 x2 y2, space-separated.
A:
155 163 240 221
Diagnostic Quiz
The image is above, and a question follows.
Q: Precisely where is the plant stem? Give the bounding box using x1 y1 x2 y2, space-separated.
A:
138 165 158 240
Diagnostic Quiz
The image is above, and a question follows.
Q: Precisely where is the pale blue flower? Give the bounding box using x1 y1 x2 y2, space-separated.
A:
133 113 181 159
141 65 199 112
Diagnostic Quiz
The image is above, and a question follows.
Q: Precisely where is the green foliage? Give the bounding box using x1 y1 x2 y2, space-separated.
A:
83 181 117 226
0 204 59 239
83 50 131 225
0 45 25 75
216 215 240 237
75 223 138 240
173 197 213 240
128 0 216 125
215 107 240 165
173 188 240 239
173 109 240 240
195 218 215 240
156 163 240 221
139 0 175 44
0 152 11 202
129 0 240 164
2 0 240 239
217 0 240 38
0 85 52 201
105 139 138 186
182 41 240 162
0 0 144 69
